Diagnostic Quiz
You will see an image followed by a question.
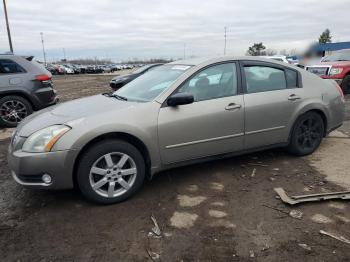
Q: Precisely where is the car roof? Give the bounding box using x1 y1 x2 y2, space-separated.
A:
169 56 291 66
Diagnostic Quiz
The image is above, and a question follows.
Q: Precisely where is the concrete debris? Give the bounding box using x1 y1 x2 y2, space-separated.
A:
249 250 255 258
289 210 303 219
298 243 312 251
147 249 160 261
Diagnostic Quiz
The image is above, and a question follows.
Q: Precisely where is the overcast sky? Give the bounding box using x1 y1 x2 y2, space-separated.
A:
0 0 349 62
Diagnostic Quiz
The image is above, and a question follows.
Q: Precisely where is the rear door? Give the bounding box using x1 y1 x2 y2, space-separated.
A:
241 61 304 149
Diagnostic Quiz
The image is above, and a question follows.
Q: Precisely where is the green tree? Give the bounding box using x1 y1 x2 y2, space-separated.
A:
318 29 332 43
246 43 266 56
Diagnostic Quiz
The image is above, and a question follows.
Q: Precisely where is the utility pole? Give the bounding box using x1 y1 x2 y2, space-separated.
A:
62 48 66 61
224 26 227 55
40 32 47 65
183 43 186 60
3 0 13 53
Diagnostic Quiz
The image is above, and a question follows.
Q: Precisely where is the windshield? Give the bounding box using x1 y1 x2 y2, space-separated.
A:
322 51 350 62
114 64 192 102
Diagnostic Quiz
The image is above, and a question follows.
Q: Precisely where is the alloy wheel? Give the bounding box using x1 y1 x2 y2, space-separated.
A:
0 100 28 125
296 117 323 151
89 152 137 198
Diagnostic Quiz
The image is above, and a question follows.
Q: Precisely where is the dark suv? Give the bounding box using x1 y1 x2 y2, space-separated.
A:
0 54 58 127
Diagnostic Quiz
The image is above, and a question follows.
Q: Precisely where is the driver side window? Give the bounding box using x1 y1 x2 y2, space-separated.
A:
177 63 237 102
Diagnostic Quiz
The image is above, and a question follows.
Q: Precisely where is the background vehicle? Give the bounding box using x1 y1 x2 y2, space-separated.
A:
110 63 163 90
0 54 58 127
263 55 290 63
304 49 350 94
8 57 344 204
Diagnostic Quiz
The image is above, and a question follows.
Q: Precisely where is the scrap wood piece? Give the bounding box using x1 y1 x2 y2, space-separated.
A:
274 187 350 205
319 230 350 245
150 215 161 236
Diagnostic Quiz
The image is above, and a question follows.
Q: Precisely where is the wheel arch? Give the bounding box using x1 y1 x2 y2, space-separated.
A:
0 91 35 110
288 108 328 144
72 132 152 188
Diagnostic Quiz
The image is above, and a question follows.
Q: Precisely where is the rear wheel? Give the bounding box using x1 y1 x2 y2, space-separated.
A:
0 95 33 127
287 112 324 156
341 75 350 95
77 139 146 204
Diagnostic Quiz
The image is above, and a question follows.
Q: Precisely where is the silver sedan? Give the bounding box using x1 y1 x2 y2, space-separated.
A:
8 56 345 204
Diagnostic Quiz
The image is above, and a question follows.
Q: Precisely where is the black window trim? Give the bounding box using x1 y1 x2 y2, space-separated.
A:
162 60 242 108
239 60 302 94
0 58 27 75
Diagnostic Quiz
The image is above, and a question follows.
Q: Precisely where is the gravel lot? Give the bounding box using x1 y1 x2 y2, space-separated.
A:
0 74 349 261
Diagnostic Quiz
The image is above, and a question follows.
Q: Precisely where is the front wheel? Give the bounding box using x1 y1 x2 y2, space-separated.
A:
77 139 146 204
287 112 324 156
0 95 33 127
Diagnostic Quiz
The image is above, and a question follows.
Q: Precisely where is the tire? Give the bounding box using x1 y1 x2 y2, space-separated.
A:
341 75 350 95
287 111 324 156
0 95 33 128
77 139 146 204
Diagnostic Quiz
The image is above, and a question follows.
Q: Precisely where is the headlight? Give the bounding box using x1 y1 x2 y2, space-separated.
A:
22 125 71 153
329 68 343 75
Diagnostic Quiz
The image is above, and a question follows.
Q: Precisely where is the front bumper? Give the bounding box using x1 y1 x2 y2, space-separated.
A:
7 145 78 189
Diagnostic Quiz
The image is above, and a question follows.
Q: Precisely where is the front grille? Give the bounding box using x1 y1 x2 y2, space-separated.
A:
18 174 43 183
306 66 330 76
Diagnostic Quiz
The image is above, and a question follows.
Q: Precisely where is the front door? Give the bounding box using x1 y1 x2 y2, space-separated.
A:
158 62 245 164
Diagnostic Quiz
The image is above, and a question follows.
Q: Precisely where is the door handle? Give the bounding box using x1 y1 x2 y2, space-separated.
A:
225 103 241 110
288 94 301 101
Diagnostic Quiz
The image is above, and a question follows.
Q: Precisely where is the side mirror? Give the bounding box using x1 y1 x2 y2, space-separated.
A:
167 93 194 107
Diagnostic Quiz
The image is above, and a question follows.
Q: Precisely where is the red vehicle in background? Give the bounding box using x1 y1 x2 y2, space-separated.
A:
304 49 350 94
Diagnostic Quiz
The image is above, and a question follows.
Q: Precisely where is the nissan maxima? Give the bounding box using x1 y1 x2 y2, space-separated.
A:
8 57 345 204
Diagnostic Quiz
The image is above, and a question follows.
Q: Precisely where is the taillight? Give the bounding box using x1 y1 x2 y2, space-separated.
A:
333 81 344 99
35 74 51 81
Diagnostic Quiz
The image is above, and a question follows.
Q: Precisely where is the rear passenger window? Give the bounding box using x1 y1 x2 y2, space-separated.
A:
0 59 26 74
285 69 298 88
244 66 286 93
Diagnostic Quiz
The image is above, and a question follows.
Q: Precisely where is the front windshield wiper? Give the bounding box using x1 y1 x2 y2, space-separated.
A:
102 92 128 101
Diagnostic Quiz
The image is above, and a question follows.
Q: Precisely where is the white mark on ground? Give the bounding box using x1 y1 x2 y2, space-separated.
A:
328 202 346 210
186 185 199 192
177 195 206 207
211 201 225 207
310 214 334 224
208 210 227 218
209 219 236 229
210 182 224 191
335 215 350 223
170 212 198 229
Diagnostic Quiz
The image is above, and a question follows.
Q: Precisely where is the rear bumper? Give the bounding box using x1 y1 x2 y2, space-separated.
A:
32 87 58 110
7 146 77 189
321 76 343 85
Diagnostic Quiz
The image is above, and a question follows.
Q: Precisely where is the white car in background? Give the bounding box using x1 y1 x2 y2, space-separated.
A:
263 55 290 64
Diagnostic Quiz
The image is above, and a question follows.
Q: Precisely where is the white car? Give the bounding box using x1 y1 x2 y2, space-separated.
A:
263 55 290 64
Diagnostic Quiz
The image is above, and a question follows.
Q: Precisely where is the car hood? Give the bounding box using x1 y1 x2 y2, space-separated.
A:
16 95 138 137
306 61 350 67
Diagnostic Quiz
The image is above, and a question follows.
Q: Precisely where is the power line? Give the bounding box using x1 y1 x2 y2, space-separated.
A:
3 0 13 53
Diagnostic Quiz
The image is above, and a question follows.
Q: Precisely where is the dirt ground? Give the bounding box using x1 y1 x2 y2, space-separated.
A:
0 75 350 262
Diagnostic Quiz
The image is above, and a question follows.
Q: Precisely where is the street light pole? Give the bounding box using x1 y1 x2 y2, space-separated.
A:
3 0 14 53
40 32 47 65
224 26 227 55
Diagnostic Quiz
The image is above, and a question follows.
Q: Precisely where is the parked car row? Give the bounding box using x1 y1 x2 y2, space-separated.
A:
45 63 144 75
